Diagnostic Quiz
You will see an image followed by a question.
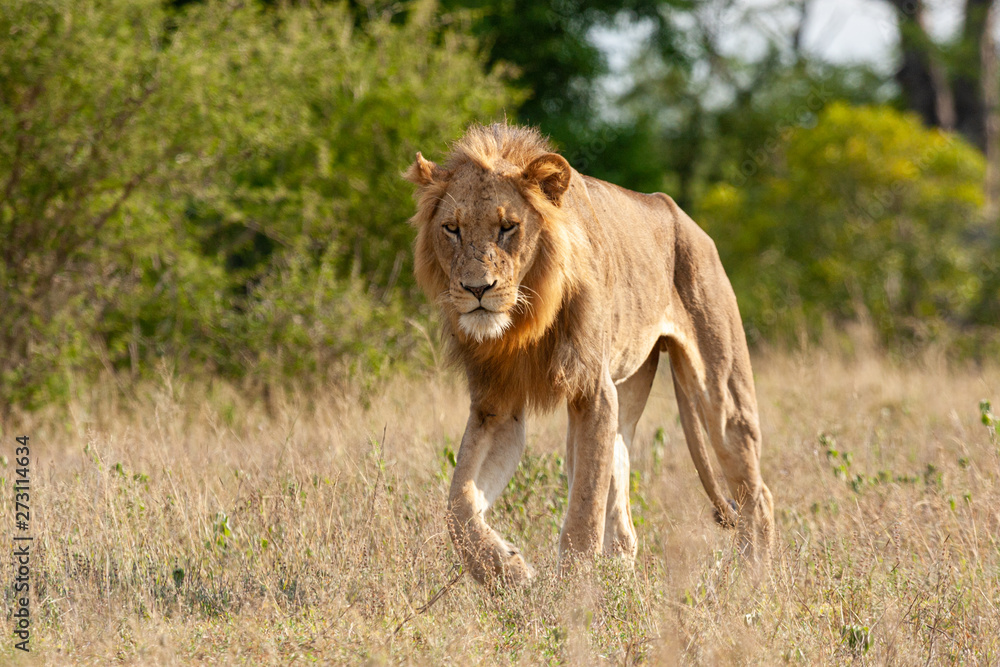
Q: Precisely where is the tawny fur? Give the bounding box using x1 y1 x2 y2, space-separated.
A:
405 122 775 585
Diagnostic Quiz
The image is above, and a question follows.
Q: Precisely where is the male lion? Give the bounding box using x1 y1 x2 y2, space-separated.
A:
405 123 774 584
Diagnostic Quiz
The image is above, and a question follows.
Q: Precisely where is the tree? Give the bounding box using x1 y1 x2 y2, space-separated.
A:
884 0 1000 209
439 0 686 191
616 0 888 207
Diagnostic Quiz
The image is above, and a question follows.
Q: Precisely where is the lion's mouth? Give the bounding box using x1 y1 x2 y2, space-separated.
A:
458 309 512 343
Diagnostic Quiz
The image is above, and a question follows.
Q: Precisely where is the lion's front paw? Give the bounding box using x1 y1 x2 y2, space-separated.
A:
502 548 535 585
465 543 535 587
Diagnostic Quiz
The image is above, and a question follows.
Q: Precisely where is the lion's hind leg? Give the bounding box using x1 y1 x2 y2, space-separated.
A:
665 338 740 529
718 380 775 561
603 346 660 559
665 335 774 562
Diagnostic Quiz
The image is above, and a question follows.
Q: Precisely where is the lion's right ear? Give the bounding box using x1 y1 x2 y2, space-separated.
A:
404 152 448 187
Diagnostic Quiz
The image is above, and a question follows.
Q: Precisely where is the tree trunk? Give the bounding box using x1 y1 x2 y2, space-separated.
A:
952 0 993 151
981 5 1000 215
887 0 998 152
887 0 1000 211
889 0 954 129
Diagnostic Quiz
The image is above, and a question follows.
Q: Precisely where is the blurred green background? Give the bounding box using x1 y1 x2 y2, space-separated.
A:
2 0 998 409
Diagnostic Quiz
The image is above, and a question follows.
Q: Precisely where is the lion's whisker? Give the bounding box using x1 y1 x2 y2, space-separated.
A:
434 290 452 309
514 288 536 317
518 284 540 299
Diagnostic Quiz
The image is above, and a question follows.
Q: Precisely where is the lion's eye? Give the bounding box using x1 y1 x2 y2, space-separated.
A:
499 221 518 238
442 223 460 238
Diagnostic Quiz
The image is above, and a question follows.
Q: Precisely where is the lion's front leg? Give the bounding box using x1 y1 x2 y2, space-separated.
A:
447 405 533 585
560 369 618 570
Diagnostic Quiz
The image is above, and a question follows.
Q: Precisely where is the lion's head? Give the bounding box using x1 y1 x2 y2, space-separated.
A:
405 124 586 352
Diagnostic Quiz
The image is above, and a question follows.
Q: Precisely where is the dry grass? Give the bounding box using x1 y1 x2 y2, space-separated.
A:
2 347 999 665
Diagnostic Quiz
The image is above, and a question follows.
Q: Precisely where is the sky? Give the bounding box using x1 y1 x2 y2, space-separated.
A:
762 0 966 67
592 0 979 79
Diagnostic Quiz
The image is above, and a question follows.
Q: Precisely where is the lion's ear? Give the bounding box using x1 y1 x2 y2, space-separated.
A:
404 152 448 187
523 153 571 206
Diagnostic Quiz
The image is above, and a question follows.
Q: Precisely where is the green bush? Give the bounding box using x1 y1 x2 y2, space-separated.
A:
698 103 990 348
231 243 407 387
0 0 515 408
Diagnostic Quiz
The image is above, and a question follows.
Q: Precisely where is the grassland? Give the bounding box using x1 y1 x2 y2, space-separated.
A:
2 346 999 665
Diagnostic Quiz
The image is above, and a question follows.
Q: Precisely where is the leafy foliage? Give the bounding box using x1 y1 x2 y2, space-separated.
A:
698 103 990 347
0 0 514 407
441 0 684 192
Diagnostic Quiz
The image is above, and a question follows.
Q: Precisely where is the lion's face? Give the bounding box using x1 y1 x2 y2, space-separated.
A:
428 164 548 342
407 147 572 345
406 135 574 348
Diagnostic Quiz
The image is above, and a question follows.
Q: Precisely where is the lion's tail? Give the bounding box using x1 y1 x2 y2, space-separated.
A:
665 340 739 529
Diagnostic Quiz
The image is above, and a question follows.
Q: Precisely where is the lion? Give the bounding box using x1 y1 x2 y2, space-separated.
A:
404 123 774 584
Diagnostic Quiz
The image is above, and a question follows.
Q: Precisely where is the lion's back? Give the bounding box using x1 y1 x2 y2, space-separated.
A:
577 174 681 289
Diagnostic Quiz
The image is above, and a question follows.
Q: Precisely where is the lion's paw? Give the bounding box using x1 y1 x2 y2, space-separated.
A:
501 548 535 585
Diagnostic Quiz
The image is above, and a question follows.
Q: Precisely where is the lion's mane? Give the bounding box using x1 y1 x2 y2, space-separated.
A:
408 124 601 411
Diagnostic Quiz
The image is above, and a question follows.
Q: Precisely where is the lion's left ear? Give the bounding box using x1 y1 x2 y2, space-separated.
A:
523 153 571 206
404 152 448 187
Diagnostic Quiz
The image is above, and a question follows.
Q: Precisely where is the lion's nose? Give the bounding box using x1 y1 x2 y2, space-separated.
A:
462 281 496 300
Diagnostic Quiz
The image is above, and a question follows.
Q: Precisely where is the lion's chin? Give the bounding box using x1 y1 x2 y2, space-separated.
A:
458 310 512 343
